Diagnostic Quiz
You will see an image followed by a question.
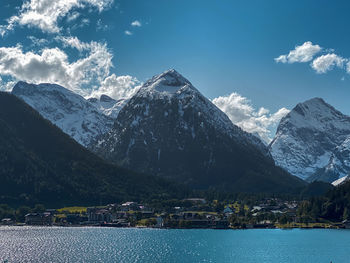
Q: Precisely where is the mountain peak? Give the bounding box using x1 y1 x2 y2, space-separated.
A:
270 97 350 182
295 97 330 112
12 82 114 146
100 94 116 103
141 69 194 95
279 97 349 131
13 81 72 96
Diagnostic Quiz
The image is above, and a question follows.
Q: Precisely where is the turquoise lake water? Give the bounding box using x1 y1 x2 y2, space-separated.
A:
0 227 349 262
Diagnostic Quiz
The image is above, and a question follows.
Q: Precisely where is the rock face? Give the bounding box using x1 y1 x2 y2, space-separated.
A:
12 82 115 147
0 91 182 207
87 94 126 119
91 69 304 192
269 98 350 182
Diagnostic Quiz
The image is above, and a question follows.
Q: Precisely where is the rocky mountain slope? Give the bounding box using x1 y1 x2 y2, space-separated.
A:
269 98 350 182
12 82 119 147
0 92 183 207
91 69 304 193
87 94 126 119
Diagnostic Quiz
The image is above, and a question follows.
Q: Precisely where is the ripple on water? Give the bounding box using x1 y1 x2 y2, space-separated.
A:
0 227 350 263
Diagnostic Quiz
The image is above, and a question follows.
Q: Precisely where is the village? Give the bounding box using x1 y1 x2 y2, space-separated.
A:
2 197 349 229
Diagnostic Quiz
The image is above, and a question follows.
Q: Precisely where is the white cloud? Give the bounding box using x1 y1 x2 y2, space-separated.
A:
212 92 289 143
275 41 322 64
0 76 16 92
96 19 108 31
125 30 132 35
131 20 142 27
0 0 114 35
66 11 80 23
57 35 93 51
0 39 113 96
27 35 50 47
90 74 141 100
311 53 346 74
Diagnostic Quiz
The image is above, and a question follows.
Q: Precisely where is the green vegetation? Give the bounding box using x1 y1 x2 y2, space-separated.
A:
0 92 187 208
0 204 46 222
56 207 88 214
297 181 350 222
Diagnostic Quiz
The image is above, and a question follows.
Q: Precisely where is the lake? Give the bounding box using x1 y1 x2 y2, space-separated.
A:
0 227 349 262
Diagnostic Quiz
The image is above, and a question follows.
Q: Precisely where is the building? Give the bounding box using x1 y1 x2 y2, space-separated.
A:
342 220 350 229
183 198 206 204
120 202 139 211
1 218 13 225
87 207 111 223
25 213 53 226
223 207 234 216
156 216 164 228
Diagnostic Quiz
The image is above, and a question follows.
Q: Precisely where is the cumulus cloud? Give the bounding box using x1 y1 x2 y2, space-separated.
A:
66 11 80 23
275 41 322 63
27 35 50 47
131 20 142 27
90 74 141 100
0 77 16 92
212 93 289 143
125 30 132 35
0 39 113 96
311 53 346 74
275 41 350 75
0 0 114 35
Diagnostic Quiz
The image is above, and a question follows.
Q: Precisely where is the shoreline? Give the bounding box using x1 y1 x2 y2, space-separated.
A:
1 224 348 230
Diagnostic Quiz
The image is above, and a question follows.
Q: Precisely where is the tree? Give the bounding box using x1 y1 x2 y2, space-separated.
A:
16 206 31 222
33 204 46 213
343 207 349 221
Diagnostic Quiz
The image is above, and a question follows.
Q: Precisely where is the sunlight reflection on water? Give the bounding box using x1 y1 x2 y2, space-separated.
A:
0 227 349 263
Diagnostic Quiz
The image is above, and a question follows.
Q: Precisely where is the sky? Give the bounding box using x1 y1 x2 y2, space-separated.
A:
1 0 350 142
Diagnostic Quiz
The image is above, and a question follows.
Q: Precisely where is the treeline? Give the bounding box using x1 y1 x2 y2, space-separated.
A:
0 204 46 223
297 181 350 222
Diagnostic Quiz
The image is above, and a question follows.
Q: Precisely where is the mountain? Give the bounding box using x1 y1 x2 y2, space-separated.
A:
12 82 115 147
0 92 184 207
91 69 304 193
87 94 126 119
269 98 350 182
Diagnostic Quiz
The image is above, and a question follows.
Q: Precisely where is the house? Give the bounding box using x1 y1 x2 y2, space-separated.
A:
25 213 53 226
183 198 206 204
156 216 164 228
120 202 139 211
342 220 350 229
66 214 88 225
1 218 13 225
223 206 234 215
87 208 111 223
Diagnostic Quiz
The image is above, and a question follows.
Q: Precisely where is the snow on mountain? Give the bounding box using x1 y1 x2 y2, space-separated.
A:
332 175 350 186
87 94 126 119
90 69 302 192
269 97 350 182
12 81 115 147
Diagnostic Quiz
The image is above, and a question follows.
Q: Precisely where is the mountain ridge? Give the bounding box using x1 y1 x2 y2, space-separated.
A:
91 69 305 193
270 97 350 182
0 91 184 207
12 81 121 147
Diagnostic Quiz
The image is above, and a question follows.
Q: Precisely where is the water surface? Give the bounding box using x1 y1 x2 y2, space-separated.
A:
0 227 349 262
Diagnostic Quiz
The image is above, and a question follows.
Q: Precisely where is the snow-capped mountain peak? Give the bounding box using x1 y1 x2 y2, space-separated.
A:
270 97 350 182
138 69 197 98
90 70 291 190
281 97 350 132
87 94 126 119
12 81 115 147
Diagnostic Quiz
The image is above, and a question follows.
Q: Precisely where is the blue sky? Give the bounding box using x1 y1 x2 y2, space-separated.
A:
1 0 350 141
